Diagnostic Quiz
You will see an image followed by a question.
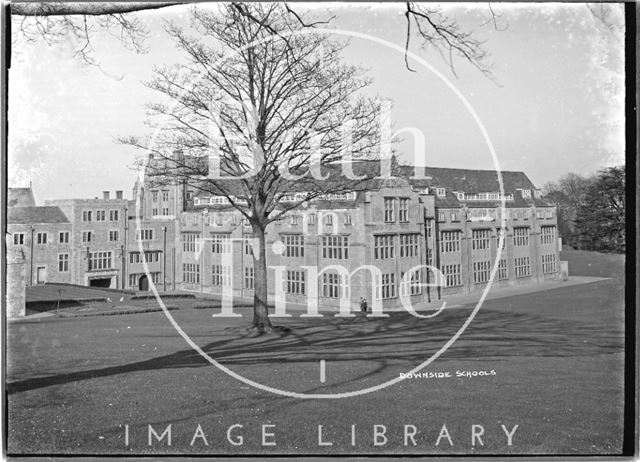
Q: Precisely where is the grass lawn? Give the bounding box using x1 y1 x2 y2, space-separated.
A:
7 252 626 456
560 248 626 278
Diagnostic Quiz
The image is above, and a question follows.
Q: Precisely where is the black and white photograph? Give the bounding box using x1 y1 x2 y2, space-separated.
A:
3 1 636 458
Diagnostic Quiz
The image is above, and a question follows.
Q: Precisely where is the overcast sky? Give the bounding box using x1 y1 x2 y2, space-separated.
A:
9 2 625 202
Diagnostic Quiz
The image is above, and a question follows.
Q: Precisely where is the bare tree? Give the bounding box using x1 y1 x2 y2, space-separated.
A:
11 2 176 65
120 4 381 333
11 2 501 76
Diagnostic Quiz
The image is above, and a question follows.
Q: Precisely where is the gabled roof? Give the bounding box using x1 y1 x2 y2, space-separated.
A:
398 166 553 207
437 197 554 209
8 206 70 224
398 166 537 193
8 188 36 208
145 155 550 209
147 154 538 194
183 158 410 206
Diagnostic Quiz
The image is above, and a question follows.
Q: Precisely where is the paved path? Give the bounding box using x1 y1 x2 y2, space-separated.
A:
185 275 609 314
26 283 134 303
17 275 608 321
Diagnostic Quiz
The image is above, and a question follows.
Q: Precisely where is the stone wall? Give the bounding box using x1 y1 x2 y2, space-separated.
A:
6 247 26 318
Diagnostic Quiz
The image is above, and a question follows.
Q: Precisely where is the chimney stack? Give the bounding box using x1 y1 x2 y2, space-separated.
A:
115 190 123 200
103 191 110 200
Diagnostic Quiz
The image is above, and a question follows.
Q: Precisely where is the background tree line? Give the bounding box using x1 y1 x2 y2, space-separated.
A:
543 165 625 253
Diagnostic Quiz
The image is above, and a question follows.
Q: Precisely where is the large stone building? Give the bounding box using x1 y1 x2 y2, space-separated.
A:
6 188 178 292
134 156 561 310
6 157 560 311
44 192 129 288
402 166 561 298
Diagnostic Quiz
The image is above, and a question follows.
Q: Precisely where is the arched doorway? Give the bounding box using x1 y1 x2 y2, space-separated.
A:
138 274 149 291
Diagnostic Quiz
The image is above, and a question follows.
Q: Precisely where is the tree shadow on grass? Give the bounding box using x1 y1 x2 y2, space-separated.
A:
7 307 623 395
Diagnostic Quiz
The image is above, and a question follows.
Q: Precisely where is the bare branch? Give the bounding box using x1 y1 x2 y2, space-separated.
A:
284 3 335 28
11 2 181 16
11 2 179 67
403 2 497 79
404 6 416 73
479 3 509 32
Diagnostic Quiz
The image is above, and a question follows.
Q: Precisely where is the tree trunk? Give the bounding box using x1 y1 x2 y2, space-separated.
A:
251 223 272 333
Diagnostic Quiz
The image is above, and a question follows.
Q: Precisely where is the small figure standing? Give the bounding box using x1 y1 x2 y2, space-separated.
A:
360 297 368 315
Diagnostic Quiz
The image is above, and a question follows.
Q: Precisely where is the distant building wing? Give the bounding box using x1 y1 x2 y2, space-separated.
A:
7 206 70 224
8 188 36 208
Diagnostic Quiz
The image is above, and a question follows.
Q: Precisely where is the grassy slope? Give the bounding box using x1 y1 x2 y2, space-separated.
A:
6 251 626 455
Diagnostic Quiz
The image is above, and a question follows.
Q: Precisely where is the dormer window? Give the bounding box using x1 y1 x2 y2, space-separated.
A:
210 196 230 205
456 192 464 201
194 197 201 205
521 189 532 199
436 188 446 198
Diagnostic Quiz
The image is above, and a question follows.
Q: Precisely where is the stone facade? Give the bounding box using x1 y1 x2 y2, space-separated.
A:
45 192 129 289
7 161 560 313
137 159 559 311
126 206 178 292
164 180 433 310
7 206 73 286
412 166 562 298
6 247 26 318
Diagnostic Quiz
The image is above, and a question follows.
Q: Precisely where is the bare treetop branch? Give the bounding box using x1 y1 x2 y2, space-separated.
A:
11 2 181 16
